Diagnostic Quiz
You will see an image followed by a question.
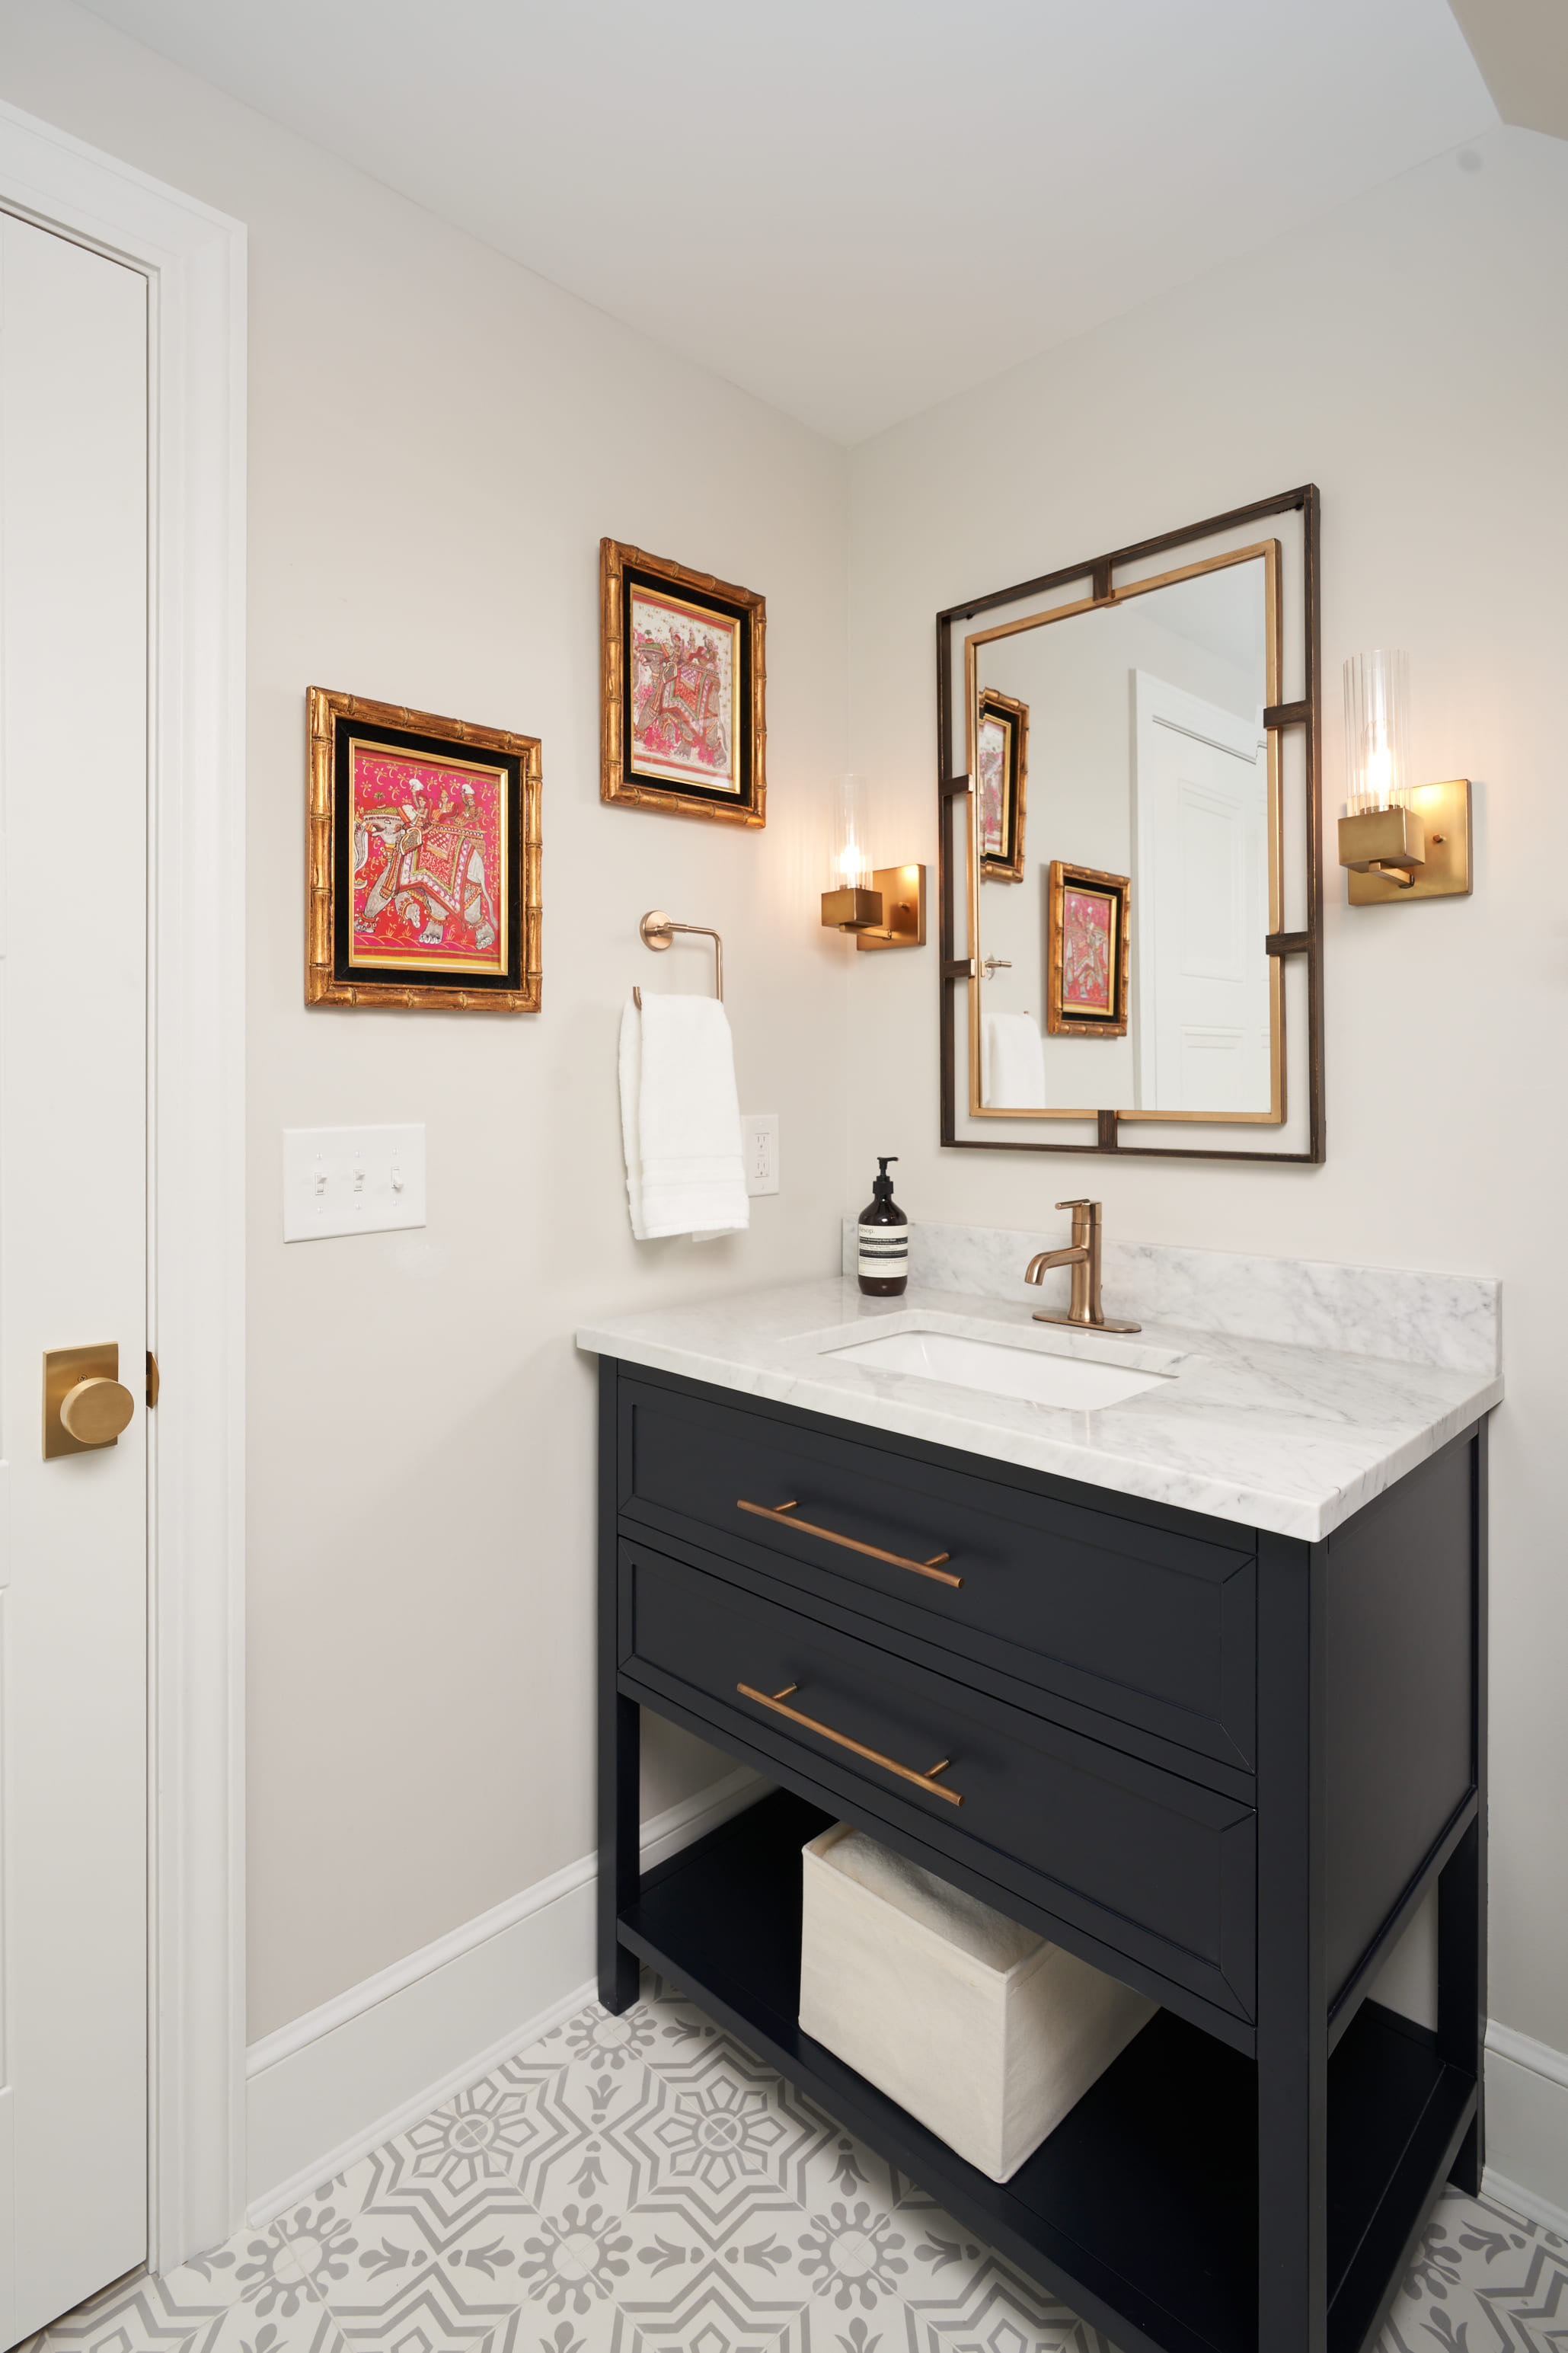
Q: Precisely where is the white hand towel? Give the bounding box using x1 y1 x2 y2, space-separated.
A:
619 994 750 1242
982 1012 1047 1109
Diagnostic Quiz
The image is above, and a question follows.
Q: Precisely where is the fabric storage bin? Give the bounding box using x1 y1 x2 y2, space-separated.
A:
798 1821 1158 2183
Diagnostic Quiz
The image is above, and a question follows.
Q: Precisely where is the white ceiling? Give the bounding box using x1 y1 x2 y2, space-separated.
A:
1448 0 1568 139
78 0 1497 443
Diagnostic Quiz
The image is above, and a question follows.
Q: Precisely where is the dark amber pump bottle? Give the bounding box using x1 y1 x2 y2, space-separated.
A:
857 1157 909 1296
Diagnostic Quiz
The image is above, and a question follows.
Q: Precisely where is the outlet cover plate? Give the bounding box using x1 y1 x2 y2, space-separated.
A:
283 1124 426 1241
742 1111 779 1197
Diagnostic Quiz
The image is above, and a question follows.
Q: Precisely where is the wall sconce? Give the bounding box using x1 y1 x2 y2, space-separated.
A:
1337 651 1471 905
820 772 926 951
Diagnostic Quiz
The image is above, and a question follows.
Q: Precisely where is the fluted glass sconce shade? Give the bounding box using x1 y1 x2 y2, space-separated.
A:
1337 646 1472 905
830 773 872 891
1343 648 1410 814
822 772 881 930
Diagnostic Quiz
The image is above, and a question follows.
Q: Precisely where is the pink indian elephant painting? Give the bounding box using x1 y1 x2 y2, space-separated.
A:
350 747 507 975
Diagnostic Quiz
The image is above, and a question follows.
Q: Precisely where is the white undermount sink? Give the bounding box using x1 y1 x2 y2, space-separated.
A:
823 1325 1171 1411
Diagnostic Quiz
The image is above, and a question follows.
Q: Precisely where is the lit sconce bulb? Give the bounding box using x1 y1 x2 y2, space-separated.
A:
1363 743 1391 806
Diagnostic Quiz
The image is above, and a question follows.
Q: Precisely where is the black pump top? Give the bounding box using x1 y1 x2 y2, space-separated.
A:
873 1156 898 1198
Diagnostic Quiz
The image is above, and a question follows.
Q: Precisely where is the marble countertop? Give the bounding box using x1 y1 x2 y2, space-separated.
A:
576 1272 1503 1541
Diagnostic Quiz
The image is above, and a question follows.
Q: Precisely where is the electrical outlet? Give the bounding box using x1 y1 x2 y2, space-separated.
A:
283 1124 426 1240
741 1111 779 1197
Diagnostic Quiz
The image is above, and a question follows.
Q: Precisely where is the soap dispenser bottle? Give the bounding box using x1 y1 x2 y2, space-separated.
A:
857 1157 909 1296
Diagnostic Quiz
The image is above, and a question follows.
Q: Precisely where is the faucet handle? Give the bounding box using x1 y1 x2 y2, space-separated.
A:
1055 1198 1100 1214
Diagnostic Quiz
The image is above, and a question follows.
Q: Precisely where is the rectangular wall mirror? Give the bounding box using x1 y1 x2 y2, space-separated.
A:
937 486 1323 1163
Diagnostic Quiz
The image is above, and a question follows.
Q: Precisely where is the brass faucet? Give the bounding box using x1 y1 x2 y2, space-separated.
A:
1024 1200 1141 1334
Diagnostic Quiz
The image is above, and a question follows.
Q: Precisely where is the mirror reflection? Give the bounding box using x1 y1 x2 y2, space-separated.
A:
968 545 1282 1121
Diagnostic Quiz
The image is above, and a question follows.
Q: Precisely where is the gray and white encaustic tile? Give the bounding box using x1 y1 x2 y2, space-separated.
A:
29 1973 1568 2353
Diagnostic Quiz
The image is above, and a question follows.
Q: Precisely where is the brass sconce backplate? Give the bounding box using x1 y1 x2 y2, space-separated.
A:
856 864 928 952
1345 780 1471 906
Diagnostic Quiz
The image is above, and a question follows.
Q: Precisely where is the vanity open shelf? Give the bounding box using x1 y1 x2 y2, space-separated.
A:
620 1789 1475 2353
594 1351 1490 2353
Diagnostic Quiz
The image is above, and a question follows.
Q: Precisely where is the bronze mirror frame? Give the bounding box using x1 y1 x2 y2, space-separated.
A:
936 484 1323 1164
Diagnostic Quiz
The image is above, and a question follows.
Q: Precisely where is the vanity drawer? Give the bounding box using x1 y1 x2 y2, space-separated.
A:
621 1539 1257 2025
618 1376 1256 1773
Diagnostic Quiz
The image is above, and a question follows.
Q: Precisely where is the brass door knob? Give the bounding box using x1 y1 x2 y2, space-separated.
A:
60 1376 136 1446
44 1344 135 1457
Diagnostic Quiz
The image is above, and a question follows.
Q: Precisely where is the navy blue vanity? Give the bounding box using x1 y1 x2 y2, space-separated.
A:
592 1328 1488 2353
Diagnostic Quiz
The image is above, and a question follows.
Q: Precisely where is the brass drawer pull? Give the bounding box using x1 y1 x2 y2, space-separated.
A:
736 1680 964 1807
736 1498 963 1588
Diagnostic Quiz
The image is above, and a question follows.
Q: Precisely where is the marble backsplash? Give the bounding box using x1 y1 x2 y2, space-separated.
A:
840 1217 1499 1376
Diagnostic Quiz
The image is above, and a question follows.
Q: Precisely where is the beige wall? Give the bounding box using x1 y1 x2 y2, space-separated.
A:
1 0 853 2041
8 0 1566 2072
845 124 1568 2055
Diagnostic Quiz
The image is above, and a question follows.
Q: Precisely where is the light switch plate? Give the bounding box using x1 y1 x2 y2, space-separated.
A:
741 1112 779 1197
283 1124 426 1241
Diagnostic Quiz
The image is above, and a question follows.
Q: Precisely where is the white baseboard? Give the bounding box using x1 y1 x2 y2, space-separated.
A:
245 1767 767 2221
1483 2020 1568 2236
1483 2167 1568 2241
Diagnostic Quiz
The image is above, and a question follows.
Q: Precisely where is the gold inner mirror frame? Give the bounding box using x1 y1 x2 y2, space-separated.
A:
965 540 1283 1127
936 486 1323 1167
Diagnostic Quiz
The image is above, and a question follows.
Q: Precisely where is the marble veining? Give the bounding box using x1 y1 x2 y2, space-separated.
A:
577 1264 1503 1541
841 1220 1500 1377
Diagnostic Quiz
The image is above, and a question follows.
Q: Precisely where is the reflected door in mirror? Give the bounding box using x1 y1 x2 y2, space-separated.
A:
1133 673 1272 1114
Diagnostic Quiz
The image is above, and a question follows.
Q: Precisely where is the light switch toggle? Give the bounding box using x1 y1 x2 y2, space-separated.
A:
283 1125 426 1242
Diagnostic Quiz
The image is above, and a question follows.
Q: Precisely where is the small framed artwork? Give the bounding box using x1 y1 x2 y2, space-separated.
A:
976 688 1028 881
600 539 765 826
1047 861 1130 1037
306 687 542 1010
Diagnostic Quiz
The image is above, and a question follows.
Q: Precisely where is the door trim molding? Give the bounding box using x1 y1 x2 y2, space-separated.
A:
0 100 247 2274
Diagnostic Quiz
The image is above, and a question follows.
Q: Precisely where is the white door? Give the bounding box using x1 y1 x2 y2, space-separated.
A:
0 213 149 2347
1132 670 1272 1114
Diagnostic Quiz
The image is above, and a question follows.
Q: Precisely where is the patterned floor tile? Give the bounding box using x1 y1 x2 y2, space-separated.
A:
636 1981 765 2077
328 2069 583 2245
482 2309 620 2353
538 2006 666 2080
531 2059 682 2219
609 2270 813 2352
33 2223 342 2353
898 2249 1119 2352
191 2292 348 2353
34 2274 212 2353
1377 2188 1568 2353
33 1977 1568 2353
255 2198 368 2315
614 2035 838 2235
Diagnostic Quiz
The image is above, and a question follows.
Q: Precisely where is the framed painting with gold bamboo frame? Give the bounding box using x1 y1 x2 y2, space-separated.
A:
306 687 542 1010
600 539 765 826
1047 862 1129 1036
976 688 1028 880
935 485 1322 1165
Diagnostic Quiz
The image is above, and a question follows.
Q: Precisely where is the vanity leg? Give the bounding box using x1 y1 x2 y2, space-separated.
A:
1440 1424 1488 2195
1257 1533 1327 2353
598 1358 640 2013
598 1694 640 2013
